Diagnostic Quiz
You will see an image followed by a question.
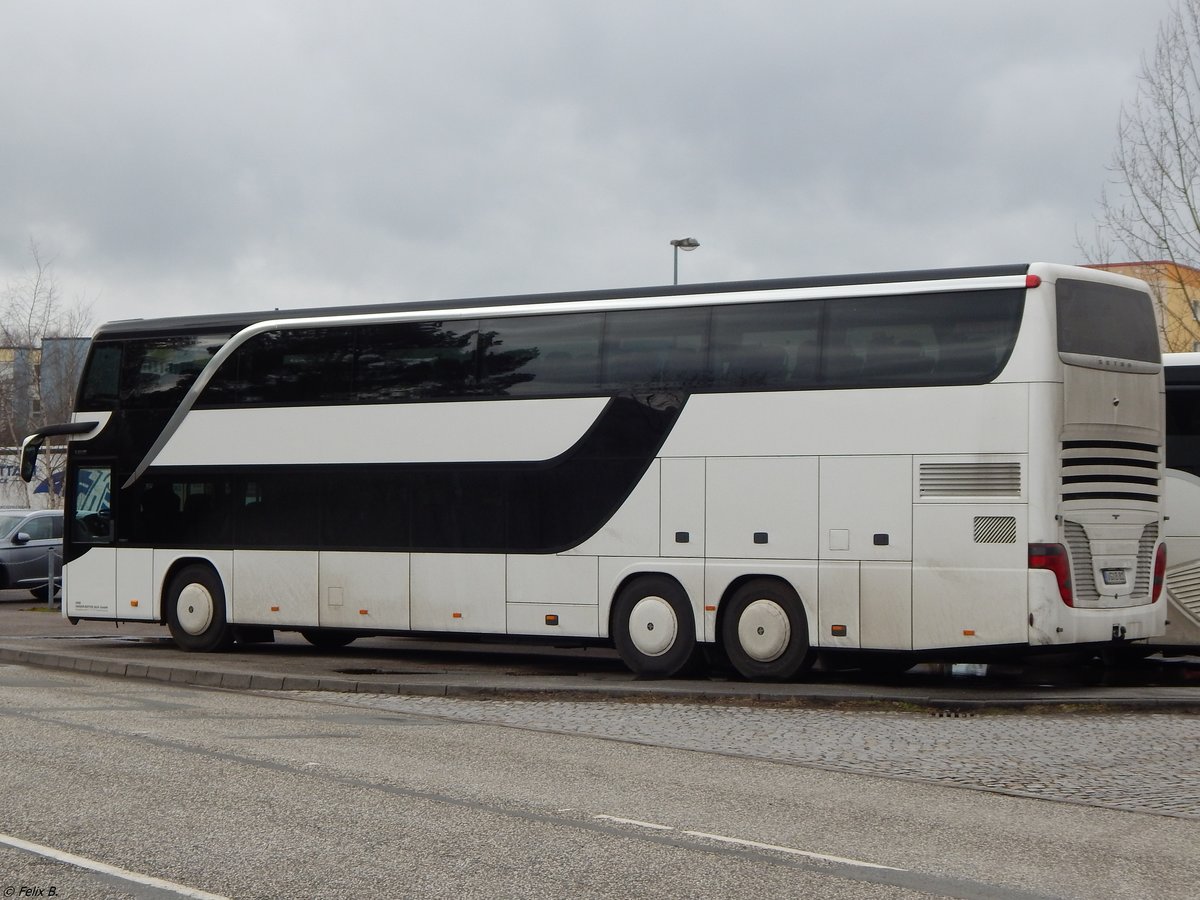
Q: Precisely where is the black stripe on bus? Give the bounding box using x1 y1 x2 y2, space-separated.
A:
110 395 680 556
1061 491 1159 503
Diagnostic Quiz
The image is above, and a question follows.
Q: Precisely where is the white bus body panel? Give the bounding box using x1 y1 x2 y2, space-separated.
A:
232 551 319 628
817 561 861 649
860 562 914 650
506 554 600 638
705 456 818 560
818 456 914 649
820 456 912 561
410 553 506 634
64 547 117 618
659 384 1030 457
912 503 1029 649
1064 365 1159 434
155 398 609 466
318 551 410 631
116 548 155 621
567 460 660 557
660 457 705 557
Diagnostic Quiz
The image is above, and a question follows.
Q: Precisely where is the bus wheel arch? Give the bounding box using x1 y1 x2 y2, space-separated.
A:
718 576 814 681
164 560 233 652
300 628 359 649
610 573 698 677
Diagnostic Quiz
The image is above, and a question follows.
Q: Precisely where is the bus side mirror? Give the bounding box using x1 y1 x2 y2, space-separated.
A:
19 422 96 483
19 435 44 483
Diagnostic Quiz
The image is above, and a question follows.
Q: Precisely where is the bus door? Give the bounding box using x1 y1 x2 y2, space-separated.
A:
64 462 119 618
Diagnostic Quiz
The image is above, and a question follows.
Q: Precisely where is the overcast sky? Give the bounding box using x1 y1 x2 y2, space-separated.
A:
0 1 1179 328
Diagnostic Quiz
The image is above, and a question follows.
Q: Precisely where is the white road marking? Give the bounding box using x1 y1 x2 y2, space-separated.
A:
592 814 902 872
593 814 674 830
0 832 232 900
682 830 905 871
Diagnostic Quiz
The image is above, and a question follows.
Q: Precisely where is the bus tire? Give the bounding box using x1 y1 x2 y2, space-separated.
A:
612 575 697 678
300 629 359 649
166 564 233 652
721 578 814 681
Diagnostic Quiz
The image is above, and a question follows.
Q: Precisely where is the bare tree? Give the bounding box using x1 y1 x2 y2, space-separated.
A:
1086 0 1200 351
0 240 92 507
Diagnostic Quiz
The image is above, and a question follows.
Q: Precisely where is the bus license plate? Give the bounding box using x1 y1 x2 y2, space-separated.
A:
1101 569 1127 586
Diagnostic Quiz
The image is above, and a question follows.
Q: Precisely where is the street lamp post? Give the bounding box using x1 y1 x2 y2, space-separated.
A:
670 237 700 284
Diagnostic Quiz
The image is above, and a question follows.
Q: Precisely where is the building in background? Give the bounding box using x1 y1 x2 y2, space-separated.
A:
0 336 90 507
1089 261 1200 352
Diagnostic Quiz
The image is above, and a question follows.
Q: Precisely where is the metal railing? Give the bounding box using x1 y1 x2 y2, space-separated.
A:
44 543 62 609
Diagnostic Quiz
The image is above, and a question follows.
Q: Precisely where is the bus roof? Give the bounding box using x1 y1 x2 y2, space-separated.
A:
90 263 1035 341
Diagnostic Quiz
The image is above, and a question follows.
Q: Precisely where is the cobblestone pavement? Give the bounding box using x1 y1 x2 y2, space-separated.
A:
278 691 1200 820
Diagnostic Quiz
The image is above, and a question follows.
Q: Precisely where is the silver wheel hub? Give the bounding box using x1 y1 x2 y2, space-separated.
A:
176 583 214 636
628 595 678 657
737 598 791 662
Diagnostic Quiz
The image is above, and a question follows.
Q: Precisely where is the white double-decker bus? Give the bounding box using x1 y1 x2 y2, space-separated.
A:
22 263 1167 680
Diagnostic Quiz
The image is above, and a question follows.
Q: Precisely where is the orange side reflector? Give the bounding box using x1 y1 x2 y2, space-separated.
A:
452 612 462 619
831 624 848 637
358 609 369 616
270 605 280 612
963 629 976 636
704 605 716 612
130 599 139 608
546 614 559 626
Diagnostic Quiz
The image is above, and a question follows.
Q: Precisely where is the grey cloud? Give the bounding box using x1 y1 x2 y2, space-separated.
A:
0 0 1176 323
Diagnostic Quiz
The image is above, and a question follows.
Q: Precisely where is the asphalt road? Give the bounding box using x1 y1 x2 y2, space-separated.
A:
1 664 1198 900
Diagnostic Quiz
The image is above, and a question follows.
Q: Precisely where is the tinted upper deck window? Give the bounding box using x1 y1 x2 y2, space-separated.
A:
478 313 603 396
76 343 122 411
820 289 1023 387
118 334 230 409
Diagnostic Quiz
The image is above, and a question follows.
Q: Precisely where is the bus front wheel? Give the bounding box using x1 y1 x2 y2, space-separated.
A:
721 578 814 681
166 564 233 652
612 575 697 678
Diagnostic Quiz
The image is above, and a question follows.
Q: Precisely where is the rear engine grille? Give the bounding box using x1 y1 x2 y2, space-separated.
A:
1133 522 1159 596
1060 440 1160 506
1063 521 1101 604
1064 519 1160 605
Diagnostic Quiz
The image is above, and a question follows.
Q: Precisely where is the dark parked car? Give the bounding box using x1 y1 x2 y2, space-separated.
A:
0 508 63 601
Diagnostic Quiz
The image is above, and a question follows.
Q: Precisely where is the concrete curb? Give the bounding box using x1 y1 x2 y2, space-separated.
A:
4 643 1200 712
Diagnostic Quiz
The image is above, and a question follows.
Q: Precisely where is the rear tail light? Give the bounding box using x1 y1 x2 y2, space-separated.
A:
1030 543 1073 606
1152 543 1167 603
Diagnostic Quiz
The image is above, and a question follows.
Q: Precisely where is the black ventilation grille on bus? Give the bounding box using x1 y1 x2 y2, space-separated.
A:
1060 440 1160 506
973 516 1017 543
1063 520 1159 605
919 462 1021 498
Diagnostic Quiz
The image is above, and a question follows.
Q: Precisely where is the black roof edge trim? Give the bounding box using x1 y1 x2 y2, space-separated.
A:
90 264 1033 340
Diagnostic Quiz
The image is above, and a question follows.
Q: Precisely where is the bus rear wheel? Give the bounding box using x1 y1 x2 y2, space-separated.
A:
166 564 233 652
612 575 697 678
721 578 814 681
